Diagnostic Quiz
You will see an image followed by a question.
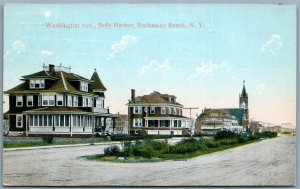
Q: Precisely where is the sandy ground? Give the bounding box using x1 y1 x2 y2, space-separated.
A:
3 135 296 186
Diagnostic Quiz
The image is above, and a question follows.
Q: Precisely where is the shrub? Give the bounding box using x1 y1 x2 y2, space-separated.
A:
215 130 238 140
205 141 220 148
42 136 54 144
219 138 238 145
238 136 247 143
104 145 121 156
132 145 158 158
170 141 207 154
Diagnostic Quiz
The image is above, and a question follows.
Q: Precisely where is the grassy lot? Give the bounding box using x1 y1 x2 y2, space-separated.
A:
87 131 278 163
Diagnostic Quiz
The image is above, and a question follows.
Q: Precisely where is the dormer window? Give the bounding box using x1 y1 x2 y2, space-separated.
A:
30 79 45 89
80 81 88 92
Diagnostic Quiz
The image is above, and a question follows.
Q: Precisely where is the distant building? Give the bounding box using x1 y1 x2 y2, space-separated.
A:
195 81 249 134
195 109 243 135
127 90 192 136
4 64 117 136
249 121 264 133
115 113 128 135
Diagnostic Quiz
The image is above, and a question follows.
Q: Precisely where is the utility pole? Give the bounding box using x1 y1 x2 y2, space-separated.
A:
183 107 199 137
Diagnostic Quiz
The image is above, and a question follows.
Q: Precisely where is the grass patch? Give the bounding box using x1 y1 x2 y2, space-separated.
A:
87 131 277 163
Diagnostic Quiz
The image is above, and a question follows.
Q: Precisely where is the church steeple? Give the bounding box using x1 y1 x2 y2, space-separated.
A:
239 80 248 109
241 80 247 97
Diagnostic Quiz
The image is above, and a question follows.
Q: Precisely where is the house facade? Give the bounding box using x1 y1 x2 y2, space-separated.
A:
4 64 117 136
127 89 192 136
195 109 243 135
115 113 129 135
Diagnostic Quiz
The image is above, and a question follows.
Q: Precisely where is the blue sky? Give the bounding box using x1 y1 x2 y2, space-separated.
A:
3 4 296 126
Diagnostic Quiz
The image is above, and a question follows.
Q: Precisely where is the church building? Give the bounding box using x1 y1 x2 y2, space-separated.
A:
195 81 249 134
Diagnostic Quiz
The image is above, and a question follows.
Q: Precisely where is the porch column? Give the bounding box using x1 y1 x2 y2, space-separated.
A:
158 120 160 127
103 117 107 132
112 118 116 133
70 114 73 137
26 115 29 137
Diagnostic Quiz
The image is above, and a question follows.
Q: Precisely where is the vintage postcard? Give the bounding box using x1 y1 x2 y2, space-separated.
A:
2 4 296 186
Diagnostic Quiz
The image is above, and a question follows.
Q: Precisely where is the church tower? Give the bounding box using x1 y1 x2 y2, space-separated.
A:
239 80 248 109
239 81 249 131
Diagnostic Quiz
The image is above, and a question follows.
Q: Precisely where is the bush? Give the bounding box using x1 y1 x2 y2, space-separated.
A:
204 141 220 148
170 141 207 154
238 136 247 143
104 145 121 156
215 130 238 140
219 138 238 145
42 136 54 144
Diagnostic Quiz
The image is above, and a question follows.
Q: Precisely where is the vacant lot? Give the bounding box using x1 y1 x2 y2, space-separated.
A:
3 135 295 186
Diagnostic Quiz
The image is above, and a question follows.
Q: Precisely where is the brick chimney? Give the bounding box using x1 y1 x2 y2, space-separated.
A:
49 64 55 73
131 89 135 101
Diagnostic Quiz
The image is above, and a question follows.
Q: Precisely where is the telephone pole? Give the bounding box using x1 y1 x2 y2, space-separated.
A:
183 107 199 137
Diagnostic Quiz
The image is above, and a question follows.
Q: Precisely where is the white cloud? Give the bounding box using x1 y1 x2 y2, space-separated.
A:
190 60 230 78
261 34 283 54
4 40 26 61
108 35 137 60
256 83 266 95
44 11 51 19
39 50 53 62
139 59 172 76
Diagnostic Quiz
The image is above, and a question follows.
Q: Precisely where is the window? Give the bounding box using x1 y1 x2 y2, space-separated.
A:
16 95 23 107
42 94 55 106
161 107 166 114
48 115 53 126
170 107 174 114
134 106 142 114
134 119 143 127
96 99 103 108
56 94 63 106
80 81 88 92
30 79 45 89
16 115 23 128
29 115 33 126
73 96 78 107
150 106 155 114
88 97 92 107
27 95 33 107
42 95 49 106
60 115 64 126
166 107 169 114
67 95 73 107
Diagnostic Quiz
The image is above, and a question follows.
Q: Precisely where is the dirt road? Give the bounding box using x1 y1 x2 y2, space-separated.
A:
3 135 296 186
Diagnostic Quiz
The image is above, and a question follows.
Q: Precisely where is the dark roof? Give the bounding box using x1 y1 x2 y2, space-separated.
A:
22 70 59 79
22 69 90 82
134 91 182 106
5 71 87 94
90 70 107 91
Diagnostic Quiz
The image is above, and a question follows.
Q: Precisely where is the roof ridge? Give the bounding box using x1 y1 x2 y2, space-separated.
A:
60 72 68 91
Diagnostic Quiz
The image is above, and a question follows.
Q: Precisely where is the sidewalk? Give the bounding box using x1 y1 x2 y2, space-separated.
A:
3 141 122 151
